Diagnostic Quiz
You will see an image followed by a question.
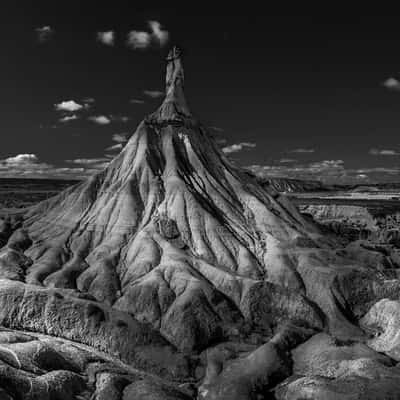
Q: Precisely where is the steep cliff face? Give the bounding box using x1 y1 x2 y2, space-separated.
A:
1 47 400 399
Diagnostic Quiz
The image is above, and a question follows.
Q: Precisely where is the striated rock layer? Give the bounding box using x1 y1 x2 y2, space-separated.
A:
1 47 400 399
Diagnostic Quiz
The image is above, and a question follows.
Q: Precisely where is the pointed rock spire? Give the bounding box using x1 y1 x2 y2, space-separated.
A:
151 46 191 122
165 46 185 93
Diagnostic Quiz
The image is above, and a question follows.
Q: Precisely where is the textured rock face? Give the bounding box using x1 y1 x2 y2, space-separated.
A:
360 299 400 361
0 327 191 400
1 47 400 398
301 204 400 246
275 332 400 400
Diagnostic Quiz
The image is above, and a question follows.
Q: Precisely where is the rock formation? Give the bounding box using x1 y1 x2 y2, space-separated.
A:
1 47 400 399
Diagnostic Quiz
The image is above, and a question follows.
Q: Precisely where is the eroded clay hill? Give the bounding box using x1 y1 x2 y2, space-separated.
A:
1 47 400 399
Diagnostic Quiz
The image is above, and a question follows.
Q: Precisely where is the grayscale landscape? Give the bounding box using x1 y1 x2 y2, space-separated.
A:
2 8 400 400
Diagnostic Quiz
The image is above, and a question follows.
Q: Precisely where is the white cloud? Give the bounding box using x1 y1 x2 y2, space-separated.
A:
383 77 400 91
289 148 315 153
59 114 79 123
222 142 256 154
110 115 130 123
148 20 169 47
112 133 128 143
209 126 225 133
216 138 227 145
279 158 296 163
309 160 344 170
106 143 123 151
82 97 95 104
4 154 38 164
130 99 145 104
0 154 63 178
66 158 109 165
97 31 115 46
55 100 84 112
126 20 169 50
369 148 399 156
143 90 164 98
35 26 54 43
88 115 111 125
0 153 111 179
127 31 152 49
82 97 95 109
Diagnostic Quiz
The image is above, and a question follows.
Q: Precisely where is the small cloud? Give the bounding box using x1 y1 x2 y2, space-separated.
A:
66 158 109 165
4 154 38 164
209 126 225 133
143 90 164 98
82 98 95 109
105 132 129 152
369 148 399 156
35 26 54 43
126 20 169 50
289 148 315 153
357 174 368 179
106 143 123 151
97 30 115 46
82 97 95 104
55 100 84 112
279 158 296 163
148 20 169 47
127 31 152 49
216 138 227 145
130 99 145 104
309 160 344 169
383 77 400 91
112 133 128 143
110 115 130 123
222 142 256 154
88 115 111 125
59 114 79 123
65 157 110 174
0 153 110 179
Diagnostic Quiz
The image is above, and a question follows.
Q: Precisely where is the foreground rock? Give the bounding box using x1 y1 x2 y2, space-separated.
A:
361 298 400 361
0 279 191 380
198 324 314 400
0 327 191 400
275 332 400 400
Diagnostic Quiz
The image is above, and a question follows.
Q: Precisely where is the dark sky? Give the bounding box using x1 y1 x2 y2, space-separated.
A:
1 4 400 183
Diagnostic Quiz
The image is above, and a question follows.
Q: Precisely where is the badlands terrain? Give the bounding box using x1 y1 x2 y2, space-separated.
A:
0 48 400 399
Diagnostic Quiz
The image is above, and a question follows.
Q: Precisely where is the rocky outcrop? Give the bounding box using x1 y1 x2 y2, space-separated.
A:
301 204 400 246
275 332 400 400
0 279 190 380
257 177 329 193
360 298 400 361
198 324 314 400
0 327 191 400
